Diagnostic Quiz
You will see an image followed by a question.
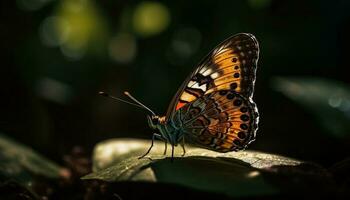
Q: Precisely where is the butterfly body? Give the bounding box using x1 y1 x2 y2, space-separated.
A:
148 91 258 153
141 33 260 158
147 115 184 147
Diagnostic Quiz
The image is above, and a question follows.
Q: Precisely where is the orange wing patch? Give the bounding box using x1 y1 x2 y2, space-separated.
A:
166 33 259 119
206 48 242 94
176 101 186 110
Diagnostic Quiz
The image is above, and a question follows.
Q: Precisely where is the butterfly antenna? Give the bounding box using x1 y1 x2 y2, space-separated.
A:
124 91 156 116
98 91 145 109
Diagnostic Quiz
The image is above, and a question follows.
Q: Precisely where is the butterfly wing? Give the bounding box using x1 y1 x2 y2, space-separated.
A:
166 33 259 120
171 89 258 152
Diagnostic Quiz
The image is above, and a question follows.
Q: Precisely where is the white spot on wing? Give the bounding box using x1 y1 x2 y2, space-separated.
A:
187 80 196 87
211 72 219 79
191 82 207 91
202 68 212 76
199 67 207 74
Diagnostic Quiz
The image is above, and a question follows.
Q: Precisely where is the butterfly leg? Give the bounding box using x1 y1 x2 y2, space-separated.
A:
180 137 186 157
171 144 175 162
163 140 167 155
139 133 160 159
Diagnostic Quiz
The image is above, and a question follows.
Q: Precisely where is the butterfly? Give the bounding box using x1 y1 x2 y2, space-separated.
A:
100 33 259 161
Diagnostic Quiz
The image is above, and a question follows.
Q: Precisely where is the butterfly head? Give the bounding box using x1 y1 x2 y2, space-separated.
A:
147 115 160 129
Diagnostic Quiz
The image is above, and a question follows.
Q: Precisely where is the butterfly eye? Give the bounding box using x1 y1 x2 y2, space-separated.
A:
152 117 158 124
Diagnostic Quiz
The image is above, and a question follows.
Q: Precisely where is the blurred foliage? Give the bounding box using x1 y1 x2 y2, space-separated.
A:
82 139 335 197
132 1 170 37
16 0 53 11
46 0 108 59
247 0 272 10
273 77 350 138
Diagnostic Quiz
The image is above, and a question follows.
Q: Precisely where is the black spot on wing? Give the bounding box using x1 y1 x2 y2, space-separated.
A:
192 73 213 86
185 87 205 98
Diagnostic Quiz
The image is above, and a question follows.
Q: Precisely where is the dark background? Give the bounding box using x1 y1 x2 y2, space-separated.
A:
1 0 350 168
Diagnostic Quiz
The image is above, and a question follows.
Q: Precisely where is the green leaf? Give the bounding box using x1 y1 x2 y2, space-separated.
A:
272 77 350 138
0 133 64 185
82 138 332 197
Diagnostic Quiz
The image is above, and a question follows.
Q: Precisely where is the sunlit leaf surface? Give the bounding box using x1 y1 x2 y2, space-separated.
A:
82 138 332 197
272 77 350 138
